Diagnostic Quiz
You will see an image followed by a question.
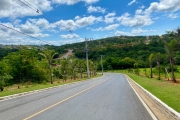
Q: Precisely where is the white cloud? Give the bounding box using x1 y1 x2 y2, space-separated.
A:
104 24 119 30
60 33 79 39
146 0 180 13
132 28 148 34
19 20 50 38
87 5 106 13
105 12 116 24
0 0 52 18
117 13 153 27
114 28 157 36
92 24 120 31
29 18 50 28
0 23 41 45
55 15 102 30
55 20 78 31
139 5 145 9
127 0 136 6
135 9 143 15
168 13 180 19
118 0 180 28
0 20 50 45
20 21 40 34
52 0 99 5
115 31 133 36
76 16 102 27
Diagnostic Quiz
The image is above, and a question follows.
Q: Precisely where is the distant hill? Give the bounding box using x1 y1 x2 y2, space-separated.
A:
57 35 165 60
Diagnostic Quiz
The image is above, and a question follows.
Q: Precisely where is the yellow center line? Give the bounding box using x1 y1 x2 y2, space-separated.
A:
23 79 108 120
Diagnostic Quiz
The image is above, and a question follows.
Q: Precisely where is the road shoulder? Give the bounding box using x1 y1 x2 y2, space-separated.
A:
125 74 176 120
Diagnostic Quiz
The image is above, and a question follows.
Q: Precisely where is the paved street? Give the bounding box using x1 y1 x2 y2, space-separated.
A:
0 73 153 120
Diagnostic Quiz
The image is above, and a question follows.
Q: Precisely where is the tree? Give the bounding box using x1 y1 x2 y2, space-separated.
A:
70 59 78 80
89 60 93 78
77 59 85 78
164 40 177 82
0 61 12 91
39 50 58 84
148 53 154 78
154 53 161 80
134 62 139 75
60 59 69 82
120 57 136 69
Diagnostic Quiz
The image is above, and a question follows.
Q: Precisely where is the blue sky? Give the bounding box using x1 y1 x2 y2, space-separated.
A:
0 0 180 45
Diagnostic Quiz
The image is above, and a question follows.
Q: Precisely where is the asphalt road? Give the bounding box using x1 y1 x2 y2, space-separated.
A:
0 73 153 120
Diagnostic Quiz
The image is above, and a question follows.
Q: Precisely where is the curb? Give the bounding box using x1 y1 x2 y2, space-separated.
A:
125 74 180 120
0 74 104 101
0 81 82 101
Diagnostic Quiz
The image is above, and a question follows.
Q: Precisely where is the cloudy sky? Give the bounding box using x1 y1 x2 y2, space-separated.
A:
0 0 180 45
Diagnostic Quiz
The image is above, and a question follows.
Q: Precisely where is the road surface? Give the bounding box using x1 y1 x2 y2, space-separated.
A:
0 73 154 120
59 49 73 59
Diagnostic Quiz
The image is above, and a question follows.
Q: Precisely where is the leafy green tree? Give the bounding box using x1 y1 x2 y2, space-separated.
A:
69 59 78 80
89 60 93 78
53 67 63 79
39 50 58 84
0 61 11 91
154 53 161 80
1 49 47 85
164 40 177 82
92 63 97 76
77 59 85 78
148 53 154 78
60 59 69 82
134 62 139 75
120 57 136 69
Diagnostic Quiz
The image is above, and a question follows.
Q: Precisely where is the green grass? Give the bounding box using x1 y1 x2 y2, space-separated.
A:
119 71 180 113
0 74 102 97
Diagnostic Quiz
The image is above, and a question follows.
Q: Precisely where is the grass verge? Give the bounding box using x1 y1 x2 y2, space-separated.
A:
0 74 102 97
125 73 180 113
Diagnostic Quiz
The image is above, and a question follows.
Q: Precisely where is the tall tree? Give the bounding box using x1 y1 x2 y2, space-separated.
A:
164 40 177 82
154 53 161 80
148 53 154 78
77 59 85 79
39 50 58 84
60 59 69 82
70 59 78 80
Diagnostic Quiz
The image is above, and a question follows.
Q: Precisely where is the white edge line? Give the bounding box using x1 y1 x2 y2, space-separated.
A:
125 74 180 120
124 75 158 120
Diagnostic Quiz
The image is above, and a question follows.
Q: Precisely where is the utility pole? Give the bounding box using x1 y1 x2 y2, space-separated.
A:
101 55 104 75
85 38 90 79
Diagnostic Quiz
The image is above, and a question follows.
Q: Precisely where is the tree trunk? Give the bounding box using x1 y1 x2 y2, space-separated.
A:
0 87 3 91
157 62 160 80
144 64 147 77
170 58 176 82
164 69 166 79
73 70 76 80
80 69 82 79
150 64 153 78
50 65 53 84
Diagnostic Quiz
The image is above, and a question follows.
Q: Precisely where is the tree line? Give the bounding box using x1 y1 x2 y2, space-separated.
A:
0 48 98 91
0 27 180 91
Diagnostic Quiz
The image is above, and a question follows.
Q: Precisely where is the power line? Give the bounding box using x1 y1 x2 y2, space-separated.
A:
18 0 38 13
0 23 52 45
18 0 72 32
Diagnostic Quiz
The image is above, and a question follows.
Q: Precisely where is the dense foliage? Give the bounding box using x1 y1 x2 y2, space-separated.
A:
0 28 180 90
